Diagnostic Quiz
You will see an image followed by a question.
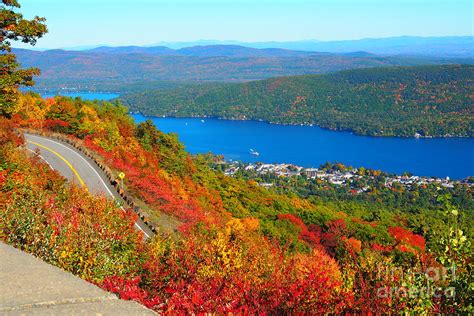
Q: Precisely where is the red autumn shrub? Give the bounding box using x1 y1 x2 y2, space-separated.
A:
372 243 393 252
327 218 347 234
43 119 70 128
101 276 161 309
388 226 426 251
278 213 321 246
277 213 306 231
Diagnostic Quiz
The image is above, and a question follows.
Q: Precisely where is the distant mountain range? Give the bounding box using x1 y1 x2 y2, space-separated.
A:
86 45 328 58
151 36 474 58
14 38 474 92
36 36 473 58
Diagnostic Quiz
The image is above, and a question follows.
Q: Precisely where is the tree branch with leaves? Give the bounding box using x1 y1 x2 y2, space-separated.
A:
1 0 47 116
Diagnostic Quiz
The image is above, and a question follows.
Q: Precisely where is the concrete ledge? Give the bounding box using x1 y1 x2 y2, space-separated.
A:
0 242 155 315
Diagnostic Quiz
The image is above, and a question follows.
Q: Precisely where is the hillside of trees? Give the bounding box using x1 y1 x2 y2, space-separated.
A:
122 64 474 137
1 93 472 313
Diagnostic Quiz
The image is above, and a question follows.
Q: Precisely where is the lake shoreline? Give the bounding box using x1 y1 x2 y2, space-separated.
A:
132 114 474 180
32 91 471 139
220 160 473 185
132 112 473 139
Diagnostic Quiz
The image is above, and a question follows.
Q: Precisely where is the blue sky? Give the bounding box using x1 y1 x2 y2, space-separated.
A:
14 0 474 48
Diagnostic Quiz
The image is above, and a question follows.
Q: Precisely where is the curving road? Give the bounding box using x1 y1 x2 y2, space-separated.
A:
25 133 153 239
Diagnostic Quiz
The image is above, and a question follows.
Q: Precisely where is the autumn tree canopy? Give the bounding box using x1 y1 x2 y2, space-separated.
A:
0 0 47 116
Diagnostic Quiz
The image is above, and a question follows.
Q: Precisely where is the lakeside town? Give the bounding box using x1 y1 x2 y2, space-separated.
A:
219 161 473 191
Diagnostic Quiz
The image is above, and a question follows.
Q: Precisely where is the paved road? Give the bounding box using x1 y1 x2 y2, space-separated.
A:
0 242 155 315
25 134 153 239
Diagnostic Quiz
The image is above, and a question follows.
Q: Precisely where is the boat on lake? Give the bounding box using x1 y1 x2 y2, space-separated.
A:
249 148 260 156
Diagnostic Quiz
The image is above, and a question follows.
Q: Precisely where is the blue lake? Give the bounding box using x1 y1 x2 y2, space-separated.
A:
39 92 473 179
132 114 474 179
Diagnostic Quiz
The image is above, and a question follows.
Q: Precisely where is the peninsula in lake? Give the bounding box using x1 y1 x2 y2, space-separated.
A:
122 64 474 137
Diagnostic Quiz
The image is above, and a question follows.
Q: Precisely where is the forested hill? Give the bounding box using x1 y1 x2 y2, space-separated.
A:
122 64 474 137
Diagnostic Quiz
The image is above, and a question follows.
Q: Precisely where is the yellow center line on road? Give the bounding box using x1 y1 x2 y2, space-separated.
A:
27 140 88 190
